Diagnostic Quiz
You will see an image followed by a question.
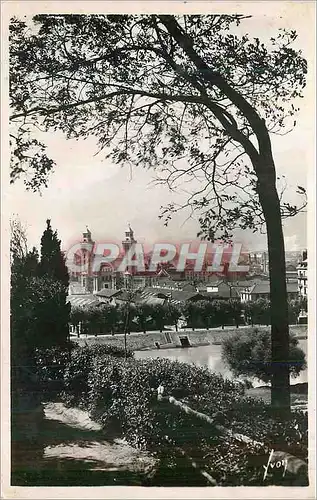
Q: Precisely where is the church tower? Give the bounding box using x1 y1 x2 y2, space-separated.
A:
122 224 137 253
80 226 94 292
82 226 92 244
122 224 137 277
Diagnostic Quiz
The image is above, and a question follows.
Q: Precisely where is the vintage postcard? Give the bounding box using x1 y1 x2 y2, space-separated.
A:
1 1 316 498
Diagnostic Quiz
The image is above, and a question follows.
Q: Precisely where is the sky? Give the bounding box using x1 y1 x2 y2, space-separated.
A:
7 8 314 254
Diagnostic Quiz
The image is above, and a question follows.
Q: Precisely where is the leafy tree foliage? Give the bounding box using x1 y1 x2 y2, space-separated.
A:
69 305 85 335
222 328 306 384
227 298 243 327
12 275 70 349
10 218 28 262
165 303 182 330
100 303 120 334
11 244 41 395
244 298 304 326
68 295 308 334
10 15 306 227
135 303 153 333
149 303 167 332
182 302 199 330
79 303 120 335
9 223 45 472
244 298 271 326
38 219 71 343
213 299 230 329
194 300 215 329
10 218 73 479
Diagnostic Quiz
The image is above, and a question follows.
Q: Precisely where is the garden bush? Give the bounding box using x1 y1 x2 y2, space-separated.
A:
62 343 133 408
63 347 245 446
81 343 134 359
61 344 308 486
191 392 308 460
31 342 134 404
32 342 76 400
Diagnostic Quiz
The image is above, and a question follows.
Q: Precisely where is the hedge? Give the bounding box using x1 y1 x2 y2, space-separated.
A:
33 342 133 401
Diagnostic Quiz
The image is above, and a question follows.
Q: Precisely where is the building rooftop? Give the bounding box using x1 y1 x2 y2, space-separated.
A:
94 289 122 298
67 294 100 308
68 284 90 295
246 281 299 295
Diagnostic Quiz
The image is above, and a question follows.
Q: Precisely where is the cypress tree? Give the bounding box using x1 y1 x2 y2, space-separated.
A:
38 219 70 346
38 219 69 287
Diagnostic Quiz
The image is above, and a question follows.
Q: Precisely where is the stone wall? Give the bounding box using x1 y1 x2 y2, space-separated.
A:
75 331 169 351
74 324 307 352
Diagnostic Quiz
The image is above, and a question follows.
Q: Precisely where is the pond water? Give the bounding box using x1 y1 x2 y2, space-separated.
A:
135 339 308 388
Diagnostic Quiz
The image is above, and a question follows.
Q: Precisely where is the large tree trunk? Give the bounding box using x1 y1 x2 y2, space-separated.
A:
256 162 290 414
161 14 292 412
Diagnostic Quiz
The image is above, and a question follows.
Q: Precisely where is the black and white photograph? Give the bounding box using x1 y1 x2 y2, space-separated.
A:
1 1 316 498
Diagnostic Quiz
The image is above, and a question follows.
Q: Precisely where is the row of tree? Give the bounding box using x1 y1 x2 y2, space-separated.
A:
70 299 244 335
244 297 307 327
70 296 306 336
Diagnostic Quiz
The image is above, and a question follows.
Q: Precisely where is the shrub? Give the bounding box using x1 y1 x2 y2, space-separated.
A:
192 391 308 460
62 343 133 407
83 343 134 359
32 342 77 400
34 344 72 380
221 328 306 384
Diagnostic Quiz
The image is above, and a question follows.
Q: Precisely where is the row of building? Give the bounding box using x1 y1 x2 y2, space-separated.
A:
67 227 307 310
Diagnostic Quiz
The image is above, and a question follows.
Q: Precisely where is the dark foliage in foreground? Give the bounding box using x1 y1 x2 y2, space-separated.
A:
60 345 308 486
